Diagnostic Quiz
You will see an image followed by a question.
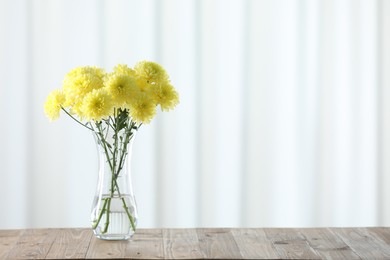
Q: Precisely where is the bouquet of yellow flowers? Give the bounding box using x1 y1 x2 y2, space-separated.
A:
45 61 179 123
44 61 179 240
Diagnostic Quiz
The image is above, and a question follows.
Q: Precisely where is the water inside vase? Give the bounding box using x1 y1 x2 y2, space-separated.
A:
91 194 137 240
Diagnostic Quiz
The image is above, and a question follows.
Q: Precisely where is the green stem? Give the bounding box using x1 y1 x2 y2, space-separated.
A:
112 113 119 193
93 122 115 233
92 198 108 229
102 198 111 234
116 131 132 177
116 120 139 176
122 197 136 231
61 107 94 131
96 123 114 171
92 115 138 233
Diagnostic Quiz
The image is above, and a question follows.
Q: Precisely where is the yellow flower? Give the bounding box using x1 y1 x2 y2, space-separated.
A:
113 64 136 77
134 61 168 83
81 89 113 122
45 61 178 125
62 66 105 107
129 92 157 124
66 66 105 79
135 76 151 92
151 83 180 111
44 89 65 121
69 101 85 119
104 72 138 107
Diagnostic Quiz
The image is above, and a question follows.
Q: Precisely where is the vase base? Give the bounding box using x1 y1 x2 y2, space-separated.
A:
93 231 135 241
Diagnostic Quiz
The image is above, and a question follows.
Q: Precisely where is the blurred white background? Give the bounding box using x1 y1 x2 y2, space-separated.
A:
1 0 390 229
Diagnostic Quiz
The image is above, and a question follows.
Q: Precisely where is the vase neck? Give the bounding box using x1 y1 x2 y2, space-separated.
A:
92 120 137 180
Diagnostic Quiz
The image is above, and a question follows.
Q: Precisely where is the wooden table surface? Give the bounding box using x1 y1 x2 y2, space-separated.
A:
1 227 390 259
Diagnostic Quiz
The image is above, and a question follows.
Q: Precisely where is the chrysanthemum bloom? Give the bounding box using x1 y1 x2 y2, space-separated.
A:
69 101 85 119
129 92 157 124
151 83 180 111
44 89 65 121
62 66 105 111
81 89 113 122
134 76 152 93
134 61 168 83
113 64 136 77
66 66 105 80
104 72 138 107
45 62 179 125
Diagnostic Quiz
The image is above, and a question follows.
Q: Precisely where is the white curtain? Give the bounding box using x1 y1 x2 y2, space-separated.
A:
1 0 390 229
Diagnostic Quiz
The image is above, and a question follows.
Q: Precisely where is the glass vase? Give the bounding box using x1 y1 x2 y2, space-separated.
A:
90 120 138 240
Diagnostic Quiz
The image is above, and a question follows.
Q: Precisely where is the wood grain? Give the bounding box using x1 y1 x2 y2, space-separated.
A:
263 228 321 259
0 229 24 259
125 228 164 259
6 228 57 259
231 228 279 259
299 228 360 259
197 228 243 259
366 227 390 245
45 228 92 259
86 236 128 259
162 228 204 259
1 227 390 259
331 227 390 259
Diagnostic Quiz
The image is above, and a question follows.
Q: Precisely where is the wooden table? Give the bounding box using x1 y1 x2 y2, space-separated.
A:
1 227 390 259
